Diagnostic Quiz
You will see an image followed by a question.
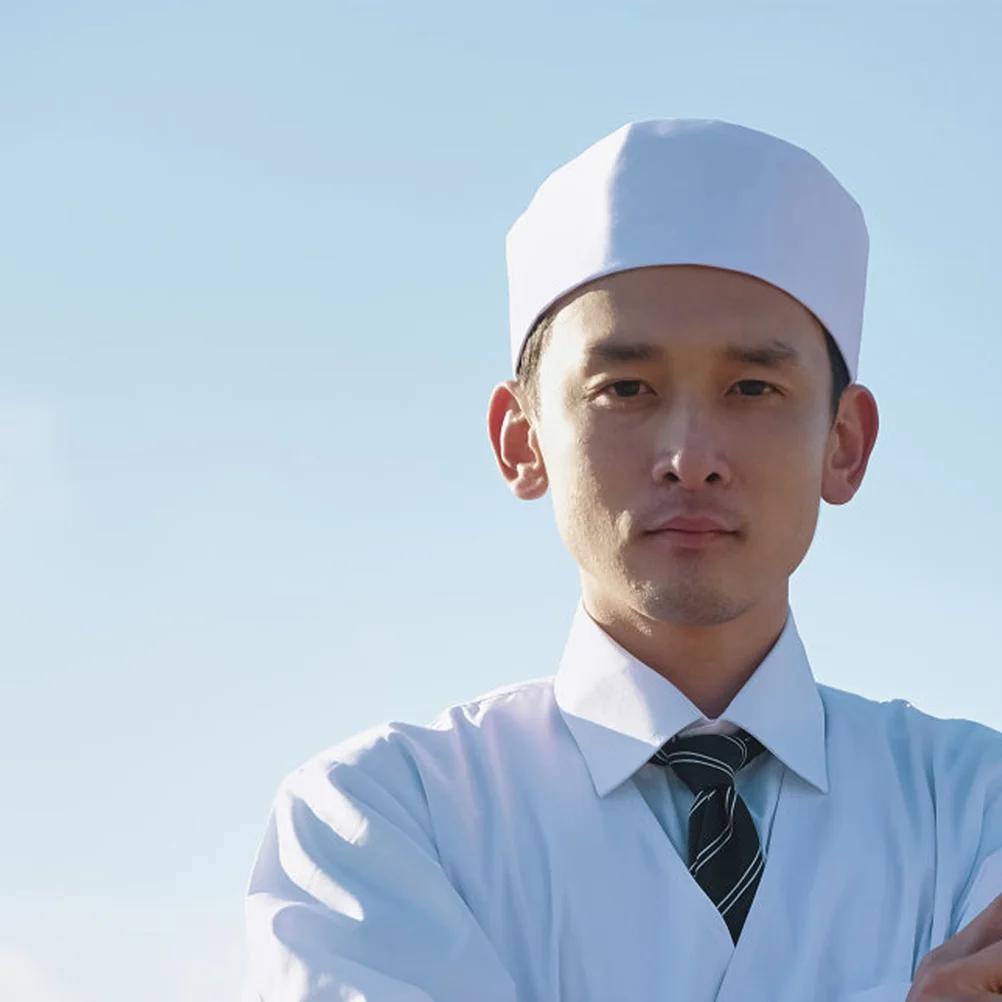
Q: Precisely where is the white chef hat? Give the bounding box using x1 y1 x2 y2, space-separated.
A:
506 119 868 379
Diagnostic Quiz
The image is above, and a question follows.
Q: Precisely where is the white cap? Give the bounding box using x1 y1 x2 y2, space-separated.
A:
506 119 868 378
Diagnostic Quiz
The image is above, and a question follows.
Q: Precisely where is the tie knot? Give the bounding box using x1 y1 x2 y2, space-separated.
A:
650 729 765 794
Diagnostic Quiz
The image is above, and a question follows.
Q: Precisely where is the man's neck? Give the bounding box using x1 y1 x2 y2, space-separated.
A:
580 588 789 718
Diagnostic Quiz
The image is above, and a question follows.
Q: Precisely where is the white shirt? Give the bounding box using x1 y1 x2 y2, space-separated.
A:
244 603 1002 1002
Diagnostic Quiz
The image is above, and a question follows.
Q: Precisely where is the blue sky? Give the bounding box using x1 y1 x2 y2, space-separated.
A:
2 1 1000 998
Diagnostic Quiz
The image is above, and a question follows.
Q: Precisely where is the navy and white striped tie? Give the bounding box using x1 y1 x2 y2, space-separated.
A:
650 729 766 942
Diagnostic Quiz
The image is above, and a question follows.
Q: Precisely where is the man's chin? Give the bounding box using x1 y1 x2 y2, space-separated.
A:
632 580 750 628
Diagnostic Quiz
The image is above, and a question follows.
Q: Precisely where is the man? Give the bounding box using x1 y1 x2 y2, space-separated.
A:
243 121 1002 1001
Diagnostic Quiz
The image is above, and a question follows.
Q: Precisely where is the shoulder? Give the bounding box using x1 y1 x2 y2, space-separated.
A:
280 676 561 808
820 683 1002 745
820 683 1002 790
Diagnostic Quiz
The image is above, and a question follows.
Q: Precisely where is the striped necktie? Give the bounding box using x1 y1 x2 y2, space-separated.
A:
650 729 766 942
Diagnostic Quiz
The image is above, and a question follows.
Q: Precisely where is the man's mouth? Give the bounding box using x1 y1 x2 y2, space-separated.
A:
643 514 740 548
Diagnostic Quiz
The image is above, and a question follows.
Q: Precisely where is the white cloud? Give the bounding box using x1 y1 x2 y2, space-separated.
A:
0 899 244 1002
0 947 82 1002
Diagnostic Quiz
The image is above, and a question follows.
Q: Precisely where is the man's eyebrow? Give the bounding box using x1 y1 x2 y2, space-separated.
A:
584 338 802 367
585 340 665 363
723 339 801 367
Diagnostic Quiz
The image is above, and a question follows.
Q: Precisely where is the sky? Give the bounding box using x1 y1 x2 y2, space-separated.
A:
1 1 1000 999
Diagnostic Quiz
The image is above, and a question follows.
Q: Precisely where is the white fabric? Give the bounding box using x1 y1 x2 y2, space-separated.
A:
244 603 1002 1002
505 119 869 378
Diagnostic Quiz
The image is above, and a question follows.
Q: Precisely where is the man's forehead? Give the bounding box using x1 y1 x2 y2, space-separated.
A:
546 268 823 358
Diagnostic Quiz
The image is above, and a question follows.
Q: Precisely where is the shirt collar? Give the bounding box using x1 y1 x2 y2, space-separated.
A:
554 600 828 797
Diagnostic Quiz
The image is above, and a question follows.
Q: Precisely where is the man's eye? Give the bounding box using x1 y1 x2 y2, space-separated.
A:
732 380 776 397
606 380 648 398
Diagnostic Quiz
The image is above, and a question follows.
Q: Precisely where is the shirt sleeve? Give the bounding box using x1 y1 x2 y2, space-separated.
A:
954 849 1002 933
243 734 518 1002
943 719 1002 936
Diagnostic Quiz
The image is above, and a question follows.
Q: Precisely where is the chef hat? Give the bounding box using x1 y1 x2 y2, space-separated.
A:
506 119 868 379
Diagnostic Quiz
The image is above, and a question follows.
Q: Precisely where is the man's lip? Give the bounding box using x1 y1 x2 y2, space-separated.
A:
645 515 736 534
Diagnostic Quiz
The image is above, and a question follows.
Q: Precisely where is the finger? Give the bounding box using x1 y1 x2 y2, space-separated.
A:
933 890 1002 963
911 937 1002 999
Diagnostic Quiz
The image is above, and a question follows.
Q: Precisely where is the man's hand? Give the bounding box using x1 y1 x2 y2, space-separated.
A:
907 892 1002 999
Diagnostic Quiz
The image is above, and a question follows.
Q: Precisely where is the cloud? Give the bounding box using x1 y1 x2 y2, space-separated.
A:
0 905 243 1002
0 947 81 1002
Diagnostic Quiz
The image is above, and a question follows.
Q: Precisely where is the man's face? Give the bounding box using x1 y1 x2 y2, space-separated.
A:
527 265 842 628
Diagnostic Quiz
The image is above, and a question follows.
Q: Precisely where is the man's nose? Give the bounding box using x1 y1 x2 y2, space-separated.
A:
650 408 732 488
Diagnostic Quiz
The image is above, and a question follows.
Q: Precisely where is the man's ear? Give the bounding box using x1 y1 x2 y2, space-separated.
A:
487 381 549 500
821 384 880 505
